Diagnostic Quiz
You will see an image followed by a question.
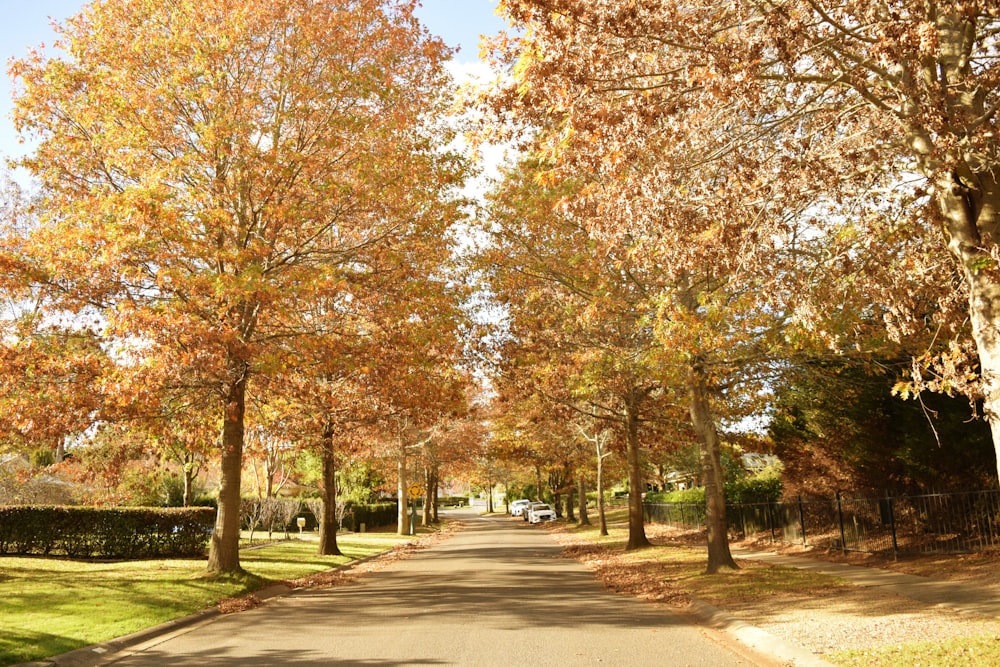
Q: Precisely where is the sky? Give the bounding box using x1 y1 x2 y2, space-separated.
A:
0 0 509 164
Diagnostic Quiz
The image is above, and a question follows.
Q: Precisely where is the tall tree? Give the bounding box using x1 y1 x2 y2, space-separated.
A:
11 0 459 572
486 0 1000 481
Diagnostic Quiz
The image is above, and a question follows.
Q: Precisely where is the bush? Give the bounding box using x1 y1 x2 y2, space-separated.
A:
438 496 467 507
647 487 706 504
725 475 783 504
340 502 396 532
643 476 782 506
0 506 215 559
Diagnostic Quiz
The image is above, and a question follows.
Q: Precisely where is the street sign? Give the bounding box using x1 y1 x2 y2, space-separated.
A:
408 483 424 500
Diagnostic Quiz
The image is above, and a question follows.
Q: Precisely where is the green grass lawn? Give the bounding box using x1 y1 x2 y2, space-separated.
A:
0 531 414 666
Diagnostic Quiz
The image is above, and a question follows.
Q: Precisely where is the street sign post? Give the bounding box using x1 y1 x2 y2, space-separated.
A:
407 483 423 535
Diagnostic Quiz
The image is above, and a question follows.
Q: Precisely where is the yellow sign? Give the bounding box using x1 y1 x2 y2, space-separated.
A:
407 483 424 500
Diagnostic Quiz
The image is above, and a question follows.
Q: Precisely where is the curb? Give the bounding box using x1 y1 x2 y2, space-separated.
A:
16 608 221 667
14 551 390 667
687 598 836 667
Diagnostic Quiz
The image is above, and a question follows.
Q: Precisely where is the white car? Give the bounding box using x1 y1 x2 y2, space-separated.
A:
509 499 531 517
523 501 546 521
528 503 557 524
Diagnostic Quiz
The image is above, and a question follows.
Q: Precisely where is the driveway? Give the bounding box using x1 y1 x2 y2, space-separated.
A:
106 510 774 666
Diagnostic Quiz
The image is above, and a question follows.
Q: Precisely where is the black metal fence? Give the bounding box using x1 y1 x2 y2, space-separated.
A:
644 489 1000 557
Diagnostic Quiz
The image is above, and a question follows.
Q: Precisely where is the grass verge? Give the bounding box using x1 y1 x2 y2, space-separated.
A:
553 515 1000 666
0 530 418 666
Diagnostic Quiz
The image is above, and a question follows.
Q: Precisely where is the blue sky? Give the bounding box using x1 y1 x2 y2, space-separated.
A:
0 0 507 163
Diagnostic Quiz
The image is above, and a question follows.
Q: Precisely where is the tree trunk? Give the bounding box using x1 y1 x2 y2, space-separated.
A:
937 171 1000 484
318 422 340 556
207 371 247 574
182 457 195 507
624 391 651 550
431 468 440 523
578 476 591 526
597 440 608 536
566 482 576 521
688 359 738 573
422 467 432 527
397 437 408 535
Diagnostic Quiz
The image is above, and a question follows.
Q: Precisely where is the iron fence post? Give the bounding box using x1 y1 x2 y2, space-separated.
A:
798 495 807 546
768 501 777 543
887 493 898 560
836 491 847 553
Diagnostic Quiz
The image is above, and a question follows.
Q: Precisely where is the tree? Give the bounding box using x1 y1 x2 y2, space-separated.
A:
485 0 1000 482
771 355 997 495
11 0 459 572
478 150 766 566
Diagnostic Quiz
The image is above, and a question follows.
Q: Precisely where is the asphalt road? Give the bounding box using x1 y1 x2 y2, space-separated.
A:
106 510 774 667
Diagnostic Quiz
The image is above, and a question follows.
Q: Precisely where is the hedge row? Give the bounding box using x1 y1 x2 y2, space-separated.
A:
644 476 783 505
340 502 396 532
0 506 215 559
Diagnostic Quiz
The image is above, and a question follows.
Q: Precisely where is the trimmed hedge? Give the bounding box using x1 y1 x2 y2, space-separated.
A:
644 477 782 505
0 506 215 559
340 502 396 532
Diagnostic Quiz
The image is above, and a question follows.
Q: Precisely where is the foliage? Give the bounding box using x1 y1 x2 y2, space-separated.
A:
724 476 783 505
484 0 1000 486
644 472 781 504
340 502 397 532
647 487 706 505
769 357 996 495
0 506 214 559
8 0 465 572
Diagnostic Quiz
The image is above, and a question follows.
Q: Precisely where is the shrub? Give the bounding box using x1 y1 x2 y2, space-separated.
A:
725 475 783 504
0 506 214 559
340 502 396 532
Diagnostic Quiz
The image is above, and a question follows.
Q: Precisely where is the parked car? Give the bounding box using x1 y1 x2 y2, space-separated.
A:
528 503 557 524
523 501 547 521
509 499 531 517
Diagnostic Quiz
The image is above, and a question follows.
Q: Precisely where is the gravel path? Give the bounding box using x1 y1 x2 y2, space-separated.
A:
719 585 1000 656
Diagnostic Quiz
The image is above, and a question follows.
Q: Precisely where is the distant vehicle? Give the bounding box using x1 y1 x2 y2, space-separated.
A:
523 502 547 521
528 503 557 524
509 499 531 517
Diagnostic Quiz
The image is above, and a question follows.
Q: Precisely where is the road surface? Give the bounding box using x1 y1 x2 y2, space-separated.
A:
107 510 774 666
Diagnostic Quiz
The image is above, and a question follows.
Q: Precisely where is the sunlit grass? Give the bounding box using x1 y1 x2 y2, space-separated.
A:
0 531 413 666
829 634 1000 666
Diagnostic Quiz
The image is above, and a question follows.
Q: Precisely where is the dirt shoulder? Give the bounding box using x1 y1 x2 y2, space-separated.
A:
551 522 1000 664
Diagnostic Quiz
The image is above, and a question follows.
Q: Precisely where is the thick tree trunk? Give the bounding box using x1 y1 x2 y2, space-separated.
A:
624 392 651 550
688 359 738 573
937 172 1000 484
208 371 247 574
318 423 340 556
578 476 591 526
